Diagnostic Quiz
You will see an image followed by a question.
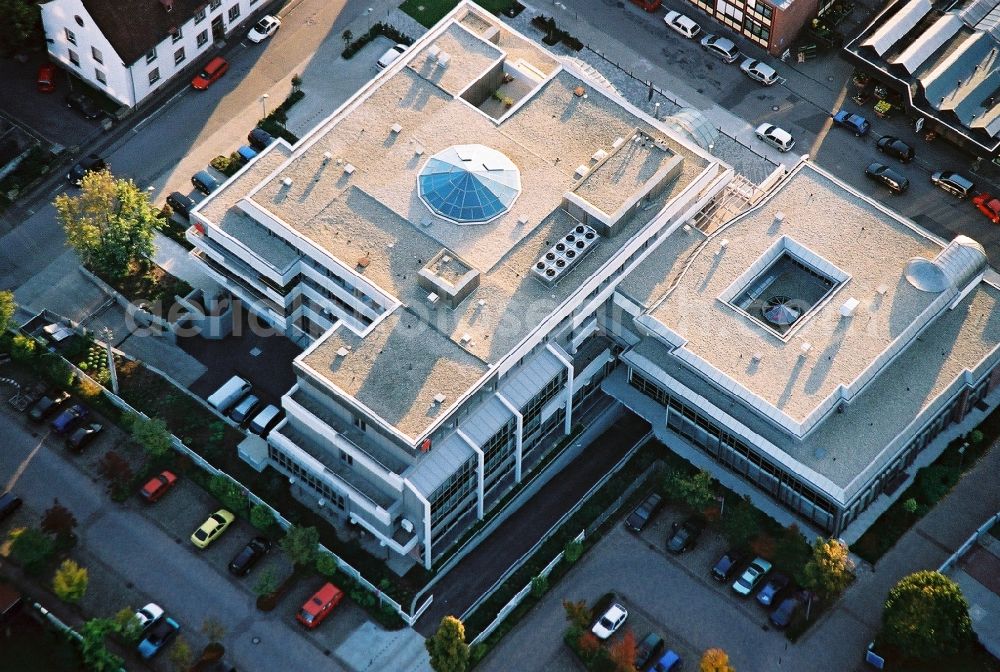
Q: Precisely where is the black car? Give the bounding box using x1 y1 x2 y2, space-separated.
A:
165 192 196 219
865 162 909 194
624 492 663 533
228 536 271 576
65 423 103 452
247 127 275 151
711 550 745 582
876 136 915 163
27 390 70 422
0 491 23 520
65 91 100 119
635 632 665 670
769 594 802 629
665 518 702 554
756 571 790 607
67 154 107 186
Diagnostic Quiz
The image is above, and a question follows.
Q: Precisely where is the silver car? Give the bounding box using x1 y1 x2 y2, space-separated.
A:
700 35 740 64
740 58 778 85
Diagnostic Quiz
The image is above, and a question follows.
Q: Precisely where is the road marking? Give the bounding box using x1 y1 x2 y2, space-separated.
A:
5 431 48 491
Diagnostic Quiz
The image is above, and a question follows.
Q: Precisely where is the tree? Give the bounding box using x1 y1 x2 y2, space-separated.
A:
425 616 469 672
342 29 353 48
563 599 590 631
52 559 88 604
802 538 855 599
700 648 734 672
113 606 143 644
663 468 715 511
773 524 811 580
0 0 42 55
97 450 134 499
720 496 759 548
0 290 15 333
563 538 584 564
79 617 124 672
315 552 338 577
882 571 972 660
167 635 193 672
8 527 55 575
250 503 277 531
253 567 280 596
10 333 38 362
280 525 320 568
130 415 172 458
530 574 549 598
41 498 77 548
54 170 157 279
609 630 636 670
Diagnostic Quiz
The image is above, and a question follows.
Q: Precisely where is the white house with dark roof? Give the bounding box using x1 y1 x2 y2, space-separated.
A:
185 1 1000 570
41 0 261 108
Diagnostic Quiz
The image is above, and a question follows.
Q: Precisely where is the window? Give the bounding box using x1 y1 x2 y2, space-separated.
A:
228 4 240 21
197 30 209 47
65 28 77 45
210 0 222 9
68 49 80 66
172 27 183 43
194 8 206 23
95 69 106 84
148 67 160 85
91 47 103 64
352 415 367 432
174 47 185 65
750 0 773 18
339 450 353 466
146 46 157 64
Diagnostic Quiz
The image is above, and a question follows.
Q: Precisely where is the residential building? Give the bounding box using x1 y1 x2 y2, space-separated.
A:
686 0 818 55
40 0 260 108
844 0 1000 157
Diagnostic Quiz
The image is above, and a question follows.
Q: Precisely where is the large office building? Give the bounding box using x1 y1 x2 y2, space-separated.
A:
187 1 1000 569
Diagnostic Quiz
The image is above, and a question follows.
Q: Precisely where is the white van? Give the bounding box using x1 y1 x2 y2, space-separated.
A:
664 11 701 39
248 404 282 437
207 375 251 414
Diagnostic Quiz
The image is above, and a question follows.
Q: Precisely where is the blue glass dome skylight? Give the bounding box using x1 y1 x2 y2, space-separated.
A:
417 145 521 224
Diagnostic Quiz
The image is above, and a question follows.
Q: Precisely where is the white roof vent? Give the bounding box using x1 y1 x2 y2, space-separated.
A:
517 215 528 226
390 123 402 134
317 498 326 507
840 297 860 317
591 149 608 162
460 333 472 344
477 299 486 307
876 284 888 295
437 52 451 68
800 342 812 356
414 145 424 156
575 165 589 179
682 224 692 233
433 393 446 404
400 518 414 533
773 211 785 226
427 45 440 61
426 292 439 305
343 163 356 175
751 352 763 363
442 255 452 263
716 239 729 255
336 347 349 357
322 151 332 162
612 136 625 149
282 177 293 187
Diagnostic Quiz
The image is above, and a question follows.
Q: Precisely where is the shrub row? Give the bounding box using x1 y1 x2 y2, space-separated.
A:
529 15 584 51
341 23 414 59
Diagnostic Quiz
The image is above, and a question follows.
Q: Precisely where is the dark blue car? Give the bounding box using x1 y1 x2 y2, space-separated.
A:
50 403 88 434
831 109 871 136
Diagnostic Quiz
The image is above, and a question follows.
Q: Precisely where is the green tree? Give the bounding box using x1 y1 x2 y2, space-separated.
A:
209 474 247 514
700 648 735 672
0 0 42 55
8 527 55 575
167 635 193 672
41 498 77 548
426 615 469 672
113 606 143 644
720 495 759 548
882 570 972 660
563 538 584 564
52 559 88 604
10 333 38 362
54 170 157 279
130 415 173 458
773 524 811 579
79 617 124 672
280 525 320 568
342 29 353 48
250 503 277 531
663 468 716 511
315 552 338 577
253 567 280 596
530 574 549 598
0 290 15 333
802 538 855 599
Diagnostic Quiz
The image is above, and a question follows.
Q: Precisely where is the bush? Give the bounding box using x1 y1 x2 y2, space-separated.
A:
916 464 960 506
250 503 277 532
530 574 549 598
316 552 338 577
9 527 56 575
563 539 583 564
11 334 38 362
208 474 248 514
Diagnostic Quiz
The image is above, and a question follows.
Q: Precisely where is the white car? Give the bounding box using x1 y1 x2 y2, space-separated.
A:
663 10 701 39
755 123 795 152
700 35 740 64
377 44 407 70
134 602 164 630
732 557 772 596
740 58 778 85
247 15 281 43
591 602 628 640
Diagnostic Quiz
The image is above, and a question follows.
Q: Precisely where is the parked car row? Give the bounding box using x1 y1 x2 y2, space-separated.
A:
207 374 283 436
590 600 682 671
25 389 105 450
708 548 804 628
134 602 180 659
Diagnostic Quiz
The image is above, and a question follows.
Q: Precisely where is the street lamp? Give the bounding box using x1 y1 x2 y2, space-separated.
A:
260 93 269 117
958 441 968 471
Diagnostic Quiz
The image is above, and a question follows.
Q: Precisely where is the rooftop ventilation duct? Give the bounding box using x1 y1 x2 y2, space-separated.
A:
533 224 601 286
282 177 293 187
840 297 860 317
904 235 987 293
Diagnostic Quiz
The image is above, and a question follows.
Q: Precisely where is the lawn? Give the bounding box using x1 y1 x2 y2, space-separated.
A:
400 0 520 28
90 259 192 319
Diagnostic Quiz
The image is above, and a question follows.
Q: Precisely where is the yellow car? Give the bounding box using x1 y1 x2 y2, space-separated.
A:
190 509 235 549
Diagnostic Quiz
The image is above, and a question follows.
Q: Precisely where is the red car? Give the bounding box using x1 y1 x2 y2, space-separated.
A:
140 470 178 502
296 583 343 629
191 57 229 90
37 63 56 93
973 192 1000 223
